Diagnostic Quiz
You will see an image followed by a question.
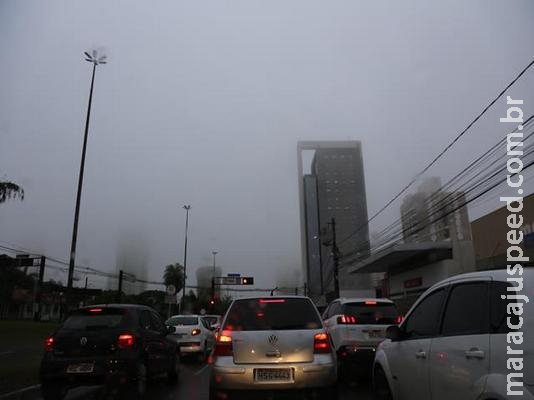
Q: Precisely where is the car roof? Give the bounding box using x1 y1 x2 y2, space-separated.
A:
79 304 154 311
430 267 534 289
334 298 394 305
231 295 311 301
167 314 201 318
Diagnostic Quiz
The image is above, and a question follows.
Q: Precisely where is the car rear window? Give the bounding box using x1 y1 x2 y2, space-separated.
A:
166 316 198 326
62 308 127 330
223 298 322 331
342 302 399 325
203 316 220 326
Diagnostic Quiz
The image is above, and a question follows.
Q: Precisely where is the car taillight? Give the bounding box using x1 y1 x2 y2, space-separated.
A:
191 328 201 336
395 315 404 324
213 331 233 357
45 336 54 351
314 332 331 354
117 333 134 348
337 315 357 324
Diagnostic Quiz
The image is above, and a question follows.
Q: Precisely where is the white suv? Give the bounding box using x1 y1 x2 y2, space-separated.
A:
373 269 534 400
322 298 401 378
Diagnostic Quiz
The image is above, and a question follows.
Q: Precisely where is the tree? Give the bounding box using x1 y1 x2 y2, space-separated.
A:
0 181 24 204
163 263 184 294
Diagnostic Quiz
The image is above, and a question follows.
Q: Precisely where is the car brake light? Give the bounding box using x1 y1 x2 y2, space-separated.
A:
191 328 201 336
337 315 357 324
118 334 134 348
395 315 404 324
213 331 233 357
314 332 331 354
45 336 54 351
365 301 377 305
89 308 103 313
259 299 285 303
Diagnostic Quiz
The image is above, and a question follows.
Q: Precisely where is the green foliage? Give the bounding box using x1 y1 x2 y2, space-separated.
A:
0 181 24 204
163 263 184 293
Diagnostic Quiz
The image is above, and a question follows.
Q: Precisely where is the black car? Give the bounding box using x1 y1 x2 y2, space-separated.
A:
40 304 179 400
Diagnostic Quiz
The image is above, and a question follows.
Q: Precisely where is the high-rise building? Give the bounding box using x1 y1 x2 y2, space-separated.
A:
298 141 372 301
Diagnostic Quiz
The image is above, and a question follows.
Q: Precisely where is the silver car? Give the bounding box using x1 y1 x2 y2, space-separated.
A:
209 296 338 400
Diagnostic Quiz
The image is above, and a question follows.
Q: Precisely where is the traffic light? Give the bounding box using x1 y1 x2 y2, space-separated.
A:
241 277 254 285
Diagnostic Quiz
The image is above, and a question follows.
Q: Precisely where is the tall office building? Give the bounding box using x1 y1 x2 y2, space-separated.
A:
298 141 372 301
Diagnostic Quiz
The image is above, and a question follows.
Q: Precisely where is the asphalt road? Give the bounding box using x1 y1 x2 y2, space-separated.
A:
5 360 373 400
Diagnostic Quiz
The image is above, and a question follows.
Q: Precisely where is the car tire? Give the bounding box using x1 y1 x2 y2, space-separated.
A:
373 366 393 400
121 362 147 400
167 355 180 383
41 381 67 400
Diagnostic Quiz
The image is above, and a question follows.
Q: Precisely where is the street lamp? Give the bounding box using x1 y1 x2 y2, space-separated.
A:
181 205 191 309
67 50 107 290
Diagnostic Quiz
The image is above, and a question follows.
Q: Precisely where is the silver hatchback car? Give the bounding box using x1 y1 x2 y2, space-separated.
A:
209 296 338 400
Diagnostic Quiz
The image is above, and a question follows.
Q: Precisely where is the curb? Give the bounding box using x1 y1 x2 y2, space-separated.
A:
0 385 40 400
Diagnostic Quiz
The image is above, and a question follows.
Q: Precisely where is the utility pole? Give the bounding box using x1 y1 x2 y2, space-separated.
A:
211 251 218 302
117 270 124 303
34 256 45 321
330 217 340 299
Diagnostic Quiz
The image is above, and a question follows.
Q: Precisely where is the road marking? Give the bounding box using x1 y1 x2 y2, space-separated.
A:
0 384 40 399
194 364 210 376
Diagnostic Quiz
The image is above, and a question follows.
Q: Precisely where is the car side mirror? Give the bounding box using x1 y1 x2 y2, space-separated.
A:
386 325 402 342
166 325 176 334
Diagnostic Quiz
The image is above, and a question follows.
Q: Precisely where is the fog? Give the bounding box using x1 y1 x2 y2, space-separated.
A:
1 0 533 291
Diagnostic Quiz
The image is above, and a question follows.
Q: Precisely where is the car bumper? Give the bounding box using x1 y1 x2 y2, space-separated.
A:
210 355 337 391
40 354 137 386
176 342 203 353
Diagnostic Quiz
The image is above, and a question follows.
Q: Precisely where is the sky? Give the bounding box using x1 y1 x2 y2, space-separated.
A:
1 0 534 292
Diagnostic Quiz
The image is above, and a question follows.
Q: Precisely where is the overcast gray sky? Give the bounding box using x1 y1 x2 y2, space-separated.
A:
1 0 533 291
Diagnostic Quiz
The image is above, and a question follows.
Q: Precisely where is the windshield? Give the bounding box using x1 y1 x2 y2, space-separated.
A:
166 316 198 326
62 308 127 330
223 298 322 331
342 302 399 325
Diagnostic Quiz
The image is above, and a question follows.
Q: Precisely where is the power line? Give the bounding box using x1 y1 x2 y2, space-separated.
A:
338 57 534 247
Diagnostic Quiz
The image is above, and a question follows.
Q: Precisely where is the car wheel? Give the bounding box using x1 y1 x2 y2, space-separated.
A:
122 362 147 400
167 355 180 383
41 381 67 400
373 366 393 400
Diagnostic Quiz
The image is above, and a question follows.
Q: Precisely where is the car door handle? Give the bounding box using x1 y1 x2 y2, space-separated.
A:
415 351 427 359
465 348 485 360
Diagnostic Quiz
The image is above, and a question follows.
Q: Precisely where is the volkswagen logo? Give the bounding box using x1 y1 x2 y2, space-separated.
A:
80 337 88 346
268 334 278 346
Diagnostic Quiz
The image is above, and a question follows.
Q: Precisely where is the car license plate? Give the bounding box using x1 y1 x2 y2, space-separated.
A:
66 363 94 373
255 368 292 382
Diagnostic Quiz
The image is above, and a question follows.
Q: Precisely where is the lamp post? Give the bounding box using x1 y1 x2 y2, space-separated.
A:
211 251 218 302
181 205 191 310
67 51 107 290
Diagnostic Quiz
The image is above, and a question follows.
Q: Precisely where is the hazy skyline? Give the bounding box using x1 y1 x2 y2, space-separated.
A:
1 0 533 291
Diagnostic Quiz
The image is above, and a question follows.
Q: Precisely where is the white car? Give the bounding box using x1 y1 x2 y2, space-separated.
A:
323 298 401 378
166 314 216 360
373 269 534 400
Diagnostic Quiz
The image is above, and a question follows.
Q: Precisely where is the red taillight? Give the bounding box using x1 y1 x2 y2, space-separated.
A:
337 315 357 324
191 328 201 336
395 315 404 324
365 301 377 305
89 308 103 313
259 299 286 303
45 336 54 351
314 332 332 354
117 334 134 348
213 331 233 357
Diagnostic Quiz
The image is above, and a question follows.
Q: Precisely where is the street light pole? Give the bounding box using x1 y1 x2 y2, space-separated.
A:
211 251 218 301
181 205 191 310
67 51 107 290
